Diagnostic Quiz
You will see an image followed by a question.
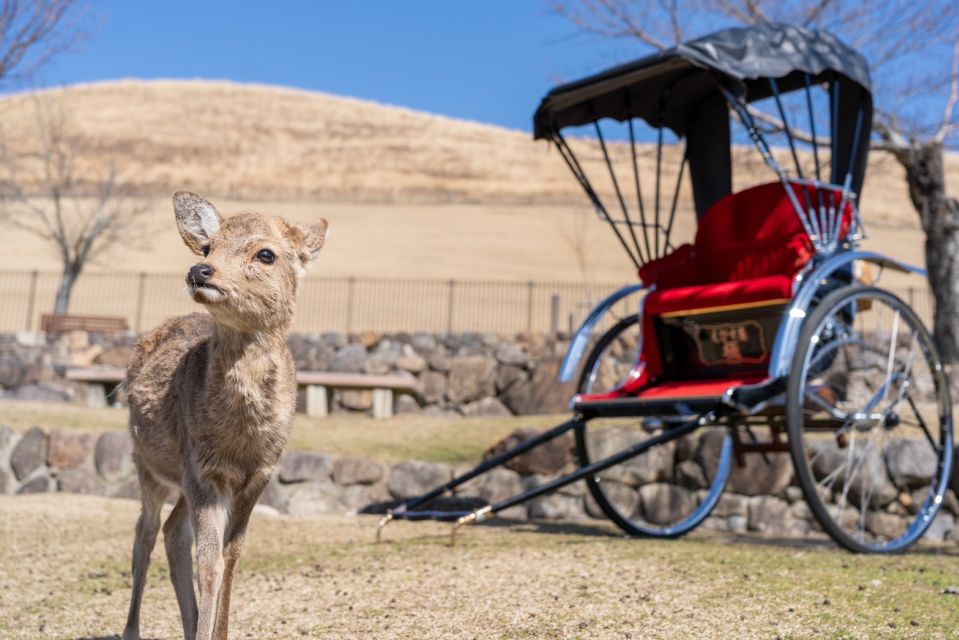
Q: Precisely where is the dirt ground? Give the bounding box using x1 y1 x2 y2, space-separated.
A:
2 495 959 640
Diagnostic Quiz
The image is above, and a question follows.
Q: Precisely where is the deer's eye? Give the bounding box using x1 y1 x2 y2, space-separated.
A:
202 245 210 257
256 249 275 264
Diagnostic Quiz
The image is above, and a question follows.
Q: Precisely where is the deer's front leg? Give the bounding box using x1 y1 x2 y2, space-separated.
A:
212 477 268 640
189 478 230 640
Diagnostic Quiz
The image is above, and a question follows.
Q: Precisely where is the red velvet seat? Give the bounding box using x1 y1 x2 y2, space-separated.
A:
577 181 850 405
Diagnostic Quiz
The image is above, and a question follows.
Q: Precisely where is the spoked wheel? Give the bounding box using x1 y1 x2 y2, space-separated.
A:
575 314 733 538
787 285 954 553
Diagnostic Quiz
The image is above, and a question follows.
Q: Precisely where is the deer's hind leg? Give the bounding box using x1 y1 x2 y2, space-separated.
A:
164 495 198 639
122 467 169 640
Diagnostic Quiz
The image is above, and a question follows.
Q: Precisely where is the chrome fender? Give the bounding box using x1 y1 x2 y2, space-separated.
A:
767 251 926 378
558 284 646 382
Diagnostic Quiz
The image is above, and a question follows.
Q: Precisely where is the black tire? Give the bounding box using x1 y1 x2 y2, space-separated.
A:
575 314 732 538
786 285 954 553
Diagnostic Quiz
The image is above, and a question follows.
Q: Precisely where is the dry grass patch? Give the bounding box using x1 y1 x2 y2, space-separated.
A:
2 494 958 639
0 400 561 464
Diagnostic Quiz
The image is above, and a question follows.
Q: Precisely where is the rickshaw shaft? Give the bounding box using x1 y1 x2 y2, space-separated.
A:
482 414 706 517
398 417 581 513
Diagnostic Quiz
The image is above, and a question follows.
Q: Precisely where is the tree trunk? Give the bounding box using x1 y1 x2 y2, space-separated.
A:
53 263 81 315
893 141 959 363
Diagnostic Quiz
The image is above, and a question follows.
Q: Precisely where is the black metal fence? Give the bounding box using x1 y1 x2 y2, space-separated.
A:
0 270 936 335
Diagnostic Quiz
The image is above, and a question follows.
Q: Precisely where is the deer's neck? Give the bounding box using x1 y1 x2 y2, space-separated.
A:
205 325 293 420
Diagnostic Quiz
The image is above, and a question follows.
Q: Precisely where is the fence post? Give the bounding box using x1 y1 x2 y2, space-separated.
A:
447 279 455 333
25 270 38 330
135 272 147 332
526 281 534 332
346 277 355 333
550 294 561 336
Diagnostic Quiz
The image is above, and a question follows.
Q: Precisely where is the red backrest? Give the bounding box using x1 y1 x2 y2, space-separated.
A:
693 182 812 284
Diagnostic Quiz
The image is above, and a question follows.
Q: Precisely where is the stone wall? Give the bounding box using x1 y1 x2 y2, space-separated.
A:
0 329 579 415
2 425 957 544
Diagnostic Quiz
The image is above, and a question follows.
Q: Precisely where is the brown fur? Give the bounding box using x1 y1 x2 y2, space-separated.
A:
121 192 328 640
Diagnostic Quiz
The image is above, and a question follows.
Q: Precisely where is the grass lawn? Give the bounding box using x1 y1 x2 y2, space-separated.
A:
2 494 958 639
0 399 565 464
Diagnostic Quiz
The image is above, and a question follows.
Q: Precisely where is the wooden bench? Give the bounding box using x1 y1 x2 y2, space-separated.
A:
65 366 421 418
42 314 129 334
296 371 421 419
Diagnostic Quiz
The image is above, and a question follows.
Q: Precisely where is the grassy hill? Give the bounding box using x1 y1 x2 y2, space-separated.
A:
0 80 952 283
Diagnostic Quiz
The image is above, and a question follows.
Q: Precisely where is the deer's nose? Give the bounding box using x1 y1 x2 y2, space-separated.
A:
188 264 215 285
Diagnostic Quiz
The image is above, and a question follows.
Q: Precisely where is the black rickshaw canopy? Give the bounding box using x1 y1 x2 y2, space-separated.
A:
533 23 873 220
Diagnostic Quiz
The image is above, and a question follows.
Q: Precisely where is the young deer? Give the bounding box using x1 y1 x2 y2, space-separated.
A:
121 192 328 640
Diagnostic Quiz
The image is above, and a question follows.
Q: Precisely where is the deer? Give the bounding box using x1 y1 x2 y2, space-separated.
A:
121 192 328 640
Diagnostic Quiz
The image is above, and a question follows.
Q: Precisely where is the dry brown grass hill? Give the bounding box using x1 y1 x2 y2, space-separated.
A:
0 80 953 283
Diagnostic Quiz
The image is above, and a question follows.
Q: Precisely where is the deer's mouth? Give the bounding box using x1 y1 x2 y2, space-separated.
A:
189 281 225 303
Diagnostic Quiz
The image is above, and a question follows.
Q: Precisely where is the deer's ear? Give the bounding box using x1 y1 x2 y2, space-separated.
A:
295 219 329 265
173 191 222 256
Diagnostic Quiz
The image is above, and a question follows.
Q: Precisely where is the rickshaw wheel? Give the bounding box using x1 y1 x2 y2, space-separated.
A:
787 285 954 553
575 314 733 538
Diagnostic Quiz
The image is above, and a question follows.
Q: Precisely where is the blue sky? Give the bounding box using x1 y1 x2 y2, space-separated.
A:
28 2 639 133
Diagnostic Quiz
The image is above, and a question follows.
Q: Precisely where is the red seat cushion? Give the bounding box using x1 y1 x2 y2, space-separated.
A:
643 274 793 316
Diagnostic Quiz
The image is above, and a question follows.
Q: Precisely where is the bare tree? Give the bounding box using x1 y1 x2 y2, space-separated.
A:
0 96 149 313
0 0 85 83
553 0 959 360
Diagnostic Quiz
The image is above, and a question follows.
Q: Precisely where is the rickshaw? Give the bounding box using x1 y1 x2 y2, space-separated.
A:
377 23 953 553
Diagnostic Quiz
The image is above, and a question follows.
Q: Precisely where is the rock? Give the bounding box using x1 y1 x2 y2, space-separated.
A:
528 493 585 520
924 512 956 542
496 365 527 393
257 475 288 510
363 356 392 375
94 431 134 482
500 359 577 415
428 351 450 372
57 468 110 495
712 493 749 519
639 484 696 525
112 476 141 500
333 457 385 485
697 431 793 496
279 451 333 483
69 344 104 367
47 431 94 469
10 427 48 481
422 405 460 418
784 485 804 504
447 356 497 403
63 330 89 351
865 511 907 540
676 460 707 490
13 383 73 403
728 515 748 533
885 439 939 488
411 333 437 354
587 481 639 519
479 467 524 505
387 460 452 500
395 351 426 373
340 389 373 411
483 428 574 476
0 469 11 493
0 353 28 387
284 481 345 516
395 394 421 414
0 425 17 460
461 397 512 417
354 331 381 349
419 371 447 404
331 344 367 373
94 345 135 367
590 428 674 486
322 332 347 349
845 447 899 509
944 490 959 516
495 342 529 367
747 496 795 536
17 475 53 494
